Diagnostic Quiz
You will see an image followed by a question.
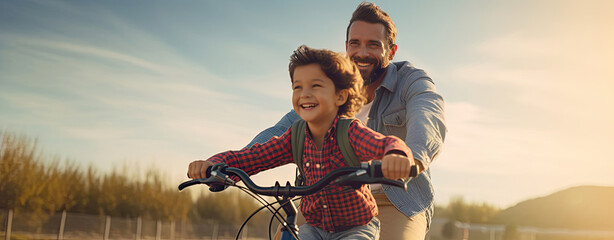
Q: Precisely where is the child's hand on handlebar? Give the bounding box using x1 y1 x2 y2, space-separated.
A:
381 151 417 180
188 160 214 179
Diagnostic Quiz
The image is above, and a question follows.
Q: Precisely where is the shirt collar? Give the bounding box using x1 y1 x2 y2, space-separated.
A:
326 116 340 139
378 63 398 92
305 116 340 141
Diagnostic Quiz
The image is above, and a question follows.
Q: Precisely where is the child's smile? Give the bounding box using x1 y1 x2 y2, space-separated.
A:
300 103 317 109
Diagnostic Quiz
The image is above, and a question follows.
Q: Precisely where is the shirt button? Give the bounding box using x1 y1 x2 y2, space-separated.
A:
322 204 327 208
305 162 310 167
315 163 321 168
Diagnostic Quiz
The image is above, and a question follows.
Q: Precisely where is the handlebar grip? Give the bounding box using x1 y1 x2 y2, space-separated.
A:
409 165 418 178
206 165 213 178
369 161 384 178
178 179 201 191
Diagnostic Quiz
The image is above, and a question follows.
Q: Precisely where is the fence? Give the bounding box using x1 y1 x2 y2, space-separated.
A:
3 209 614 240
426 218 614 240
0 209 269 240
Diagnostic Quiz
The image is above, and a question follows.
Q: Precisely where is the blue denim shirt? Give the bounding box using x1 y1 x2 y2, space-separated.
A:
247 61 446 227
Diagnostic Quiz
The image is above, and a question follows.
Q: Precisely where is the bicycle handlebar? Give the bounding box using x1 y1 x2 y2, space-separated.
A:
178 161 414 197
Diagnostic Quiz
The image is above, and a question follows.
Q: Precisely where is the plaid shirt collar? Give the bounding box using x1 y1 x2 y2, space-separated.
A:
303 115 340 143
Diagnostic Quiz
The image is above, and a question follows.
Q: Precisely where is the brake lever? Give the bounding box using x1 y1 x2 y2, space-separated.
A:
377 178 407 190
178 163 235 192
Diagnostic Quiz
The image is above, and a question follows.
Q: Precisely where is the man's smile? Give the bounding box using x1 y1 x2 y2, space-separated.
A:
351 56 379 71
355 61 372 68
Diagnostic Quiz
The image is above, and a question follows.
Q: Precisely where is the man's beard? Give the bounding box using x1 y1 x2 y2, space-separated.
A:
353 56 389 86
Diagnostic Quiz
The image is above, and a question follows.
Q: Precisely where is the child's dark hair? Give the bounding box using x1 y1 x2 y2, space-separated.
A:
289 45 366 118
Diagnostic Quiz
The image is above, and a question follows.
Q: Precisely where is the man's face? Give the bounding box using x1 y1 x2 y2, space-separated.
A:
346 20 397 85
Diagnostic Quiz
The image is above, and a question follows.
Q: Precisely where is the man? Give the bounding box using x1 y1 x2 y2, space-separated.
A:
248 2 446 239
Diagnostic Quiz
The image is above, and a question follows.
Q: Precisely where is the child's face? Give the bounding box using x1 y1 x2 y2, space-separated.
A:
292 64 347 125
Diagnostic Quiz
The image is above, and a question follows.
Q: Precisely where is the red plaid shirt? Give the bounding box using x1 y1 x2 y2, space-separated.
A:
207 117 410 232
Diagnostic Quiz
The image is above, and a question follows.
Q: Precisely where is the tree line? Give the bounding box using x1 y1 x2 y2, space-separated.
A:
434 196 501 224
0 131 268 229
1 131 500 229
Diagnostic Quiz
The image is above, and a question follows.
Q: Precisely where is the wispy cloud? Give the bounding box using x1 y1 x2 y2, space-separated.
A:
17 38 169 74
0 25 289 178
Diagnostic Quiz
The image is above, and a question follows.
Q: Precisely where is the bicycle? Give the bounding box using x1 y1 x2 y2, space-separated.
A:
178 161 416 240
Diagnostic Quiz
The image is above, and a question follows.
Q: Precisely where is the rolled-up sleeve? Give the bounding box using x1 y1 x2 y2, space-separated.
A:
404 79 447 169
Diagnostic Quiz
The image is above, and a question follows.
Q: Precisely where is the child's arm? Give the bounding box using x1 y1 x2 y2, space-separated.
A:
187 128 294 179
348 120 415 180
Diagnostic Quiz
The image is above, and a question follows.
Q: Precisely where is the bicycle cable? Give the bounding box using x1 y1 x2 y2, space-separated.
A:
268 197 302 240
234 185 300 240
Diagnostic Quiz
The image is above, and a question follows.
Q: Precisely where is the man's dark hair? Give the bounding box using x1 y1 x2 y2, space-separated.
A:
346 2 397 49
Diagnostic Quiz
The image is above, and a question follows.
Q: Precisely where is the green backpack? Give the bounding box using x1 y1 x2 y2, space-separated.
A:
291 118 360 186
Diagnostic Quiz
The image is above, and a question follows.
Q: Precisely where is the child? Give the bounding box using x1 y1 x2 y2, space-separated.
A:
187 45 414 240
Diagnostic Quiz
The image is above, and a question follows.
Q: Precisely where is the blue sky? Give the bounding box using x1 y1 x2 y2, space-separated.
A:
1 0 613 207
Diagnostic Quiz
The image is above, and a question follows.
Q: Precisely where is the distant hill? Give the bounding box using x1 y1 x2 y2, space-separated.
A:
491 185 614 230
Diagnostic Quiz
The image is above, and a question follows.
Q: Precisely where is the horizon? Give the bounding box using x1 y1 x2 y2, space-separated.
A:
1 0 613 208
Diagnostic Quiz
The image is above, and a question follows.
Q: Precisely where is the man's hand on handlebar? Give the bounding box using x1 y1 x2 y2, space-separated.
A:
188 160 214 179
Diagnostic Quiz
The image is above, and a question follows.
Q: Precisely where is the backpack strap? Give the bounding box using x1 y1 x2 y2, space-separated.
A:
336 118 360 167
291 118 360 186
291 119 307 186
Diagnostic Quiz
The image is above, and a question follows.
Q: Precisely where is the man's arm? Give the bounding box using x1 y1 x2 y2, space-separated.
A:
404 78 447 173
246 110 301 148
